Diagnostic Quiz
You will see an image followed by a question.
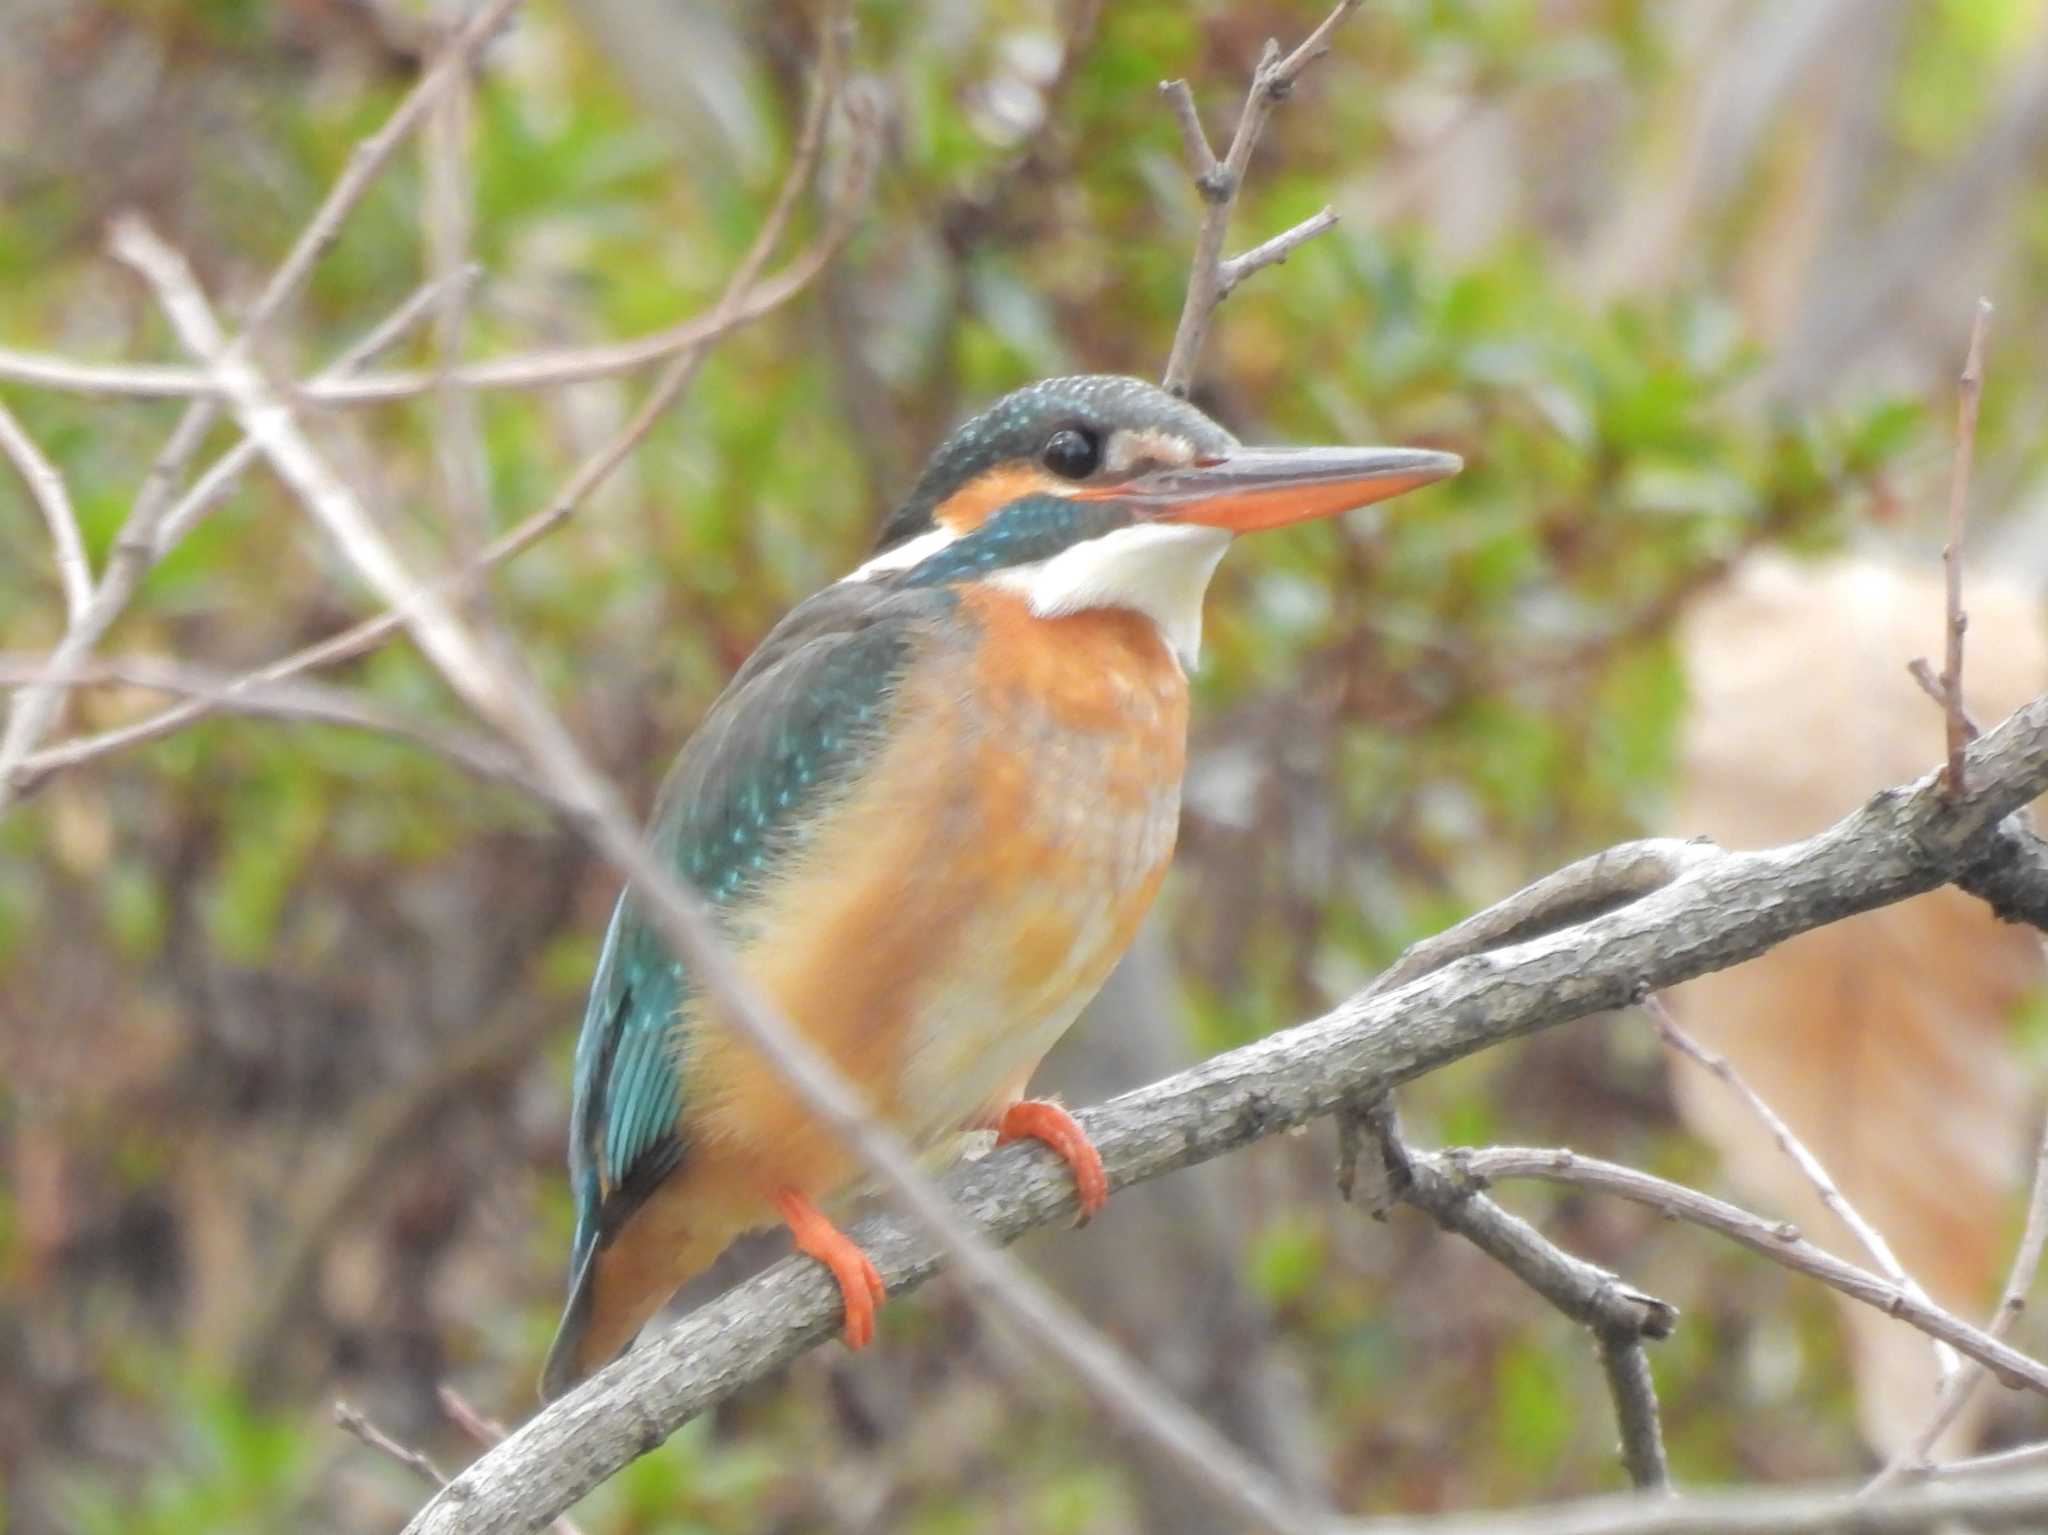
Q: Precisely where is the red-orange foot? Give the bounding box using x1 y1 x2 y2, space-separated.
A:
776 1189 886 1349
996 1099 1108 1224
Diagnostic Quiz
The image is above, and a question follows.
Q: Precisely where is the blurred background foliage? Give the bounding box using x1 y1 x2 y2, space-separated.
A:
3 0 2046 1530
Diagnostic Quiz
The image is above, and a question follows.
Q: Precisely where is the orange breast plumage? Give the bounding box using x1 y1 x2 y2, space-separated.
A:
681 585 1188 1202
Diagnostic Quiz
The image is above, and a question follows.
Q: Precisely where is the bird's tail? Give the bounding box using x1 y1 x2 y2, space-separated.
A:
539 1220 709 1401
538 1246 607 1402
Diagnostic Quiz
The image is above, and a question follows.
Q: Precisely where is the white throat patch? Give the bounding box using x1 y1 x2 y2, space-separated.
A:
989 522 1231 670
845 526 955 582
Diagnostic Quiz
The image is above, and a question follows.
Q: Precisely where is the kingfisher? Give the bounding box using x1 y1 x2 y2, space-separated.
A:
541 374 1459 1399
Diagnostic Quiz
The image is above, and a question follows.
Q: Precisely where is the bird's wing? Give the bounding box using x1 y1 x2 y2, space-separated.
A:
561 580 948 1286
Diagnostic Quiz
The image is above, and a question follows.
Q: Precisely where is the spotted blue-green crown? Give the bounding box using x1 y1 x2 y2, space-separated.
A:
874 374 1237 553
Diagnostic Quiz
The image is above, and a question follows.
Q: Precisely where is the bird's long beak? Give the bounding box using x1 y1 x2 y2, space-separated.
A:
1085 445 1462 533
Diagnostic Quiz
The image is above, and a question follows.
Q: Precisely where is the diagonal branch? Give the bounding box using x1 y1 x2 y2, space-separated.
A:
1358 1110 1675 1493
5 78 875 803
0 400 91 625
1448 1147 2048 1394
0 0 522 819
1866 1116 2048 1492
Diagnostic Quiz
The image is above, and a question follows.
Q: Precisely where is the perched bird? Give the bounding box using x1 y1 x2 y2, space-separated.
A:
541 375 1458 1399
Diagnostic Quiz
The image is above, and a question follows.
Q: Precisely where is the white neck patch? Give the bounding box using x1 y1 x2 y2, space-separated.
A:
989 522 1231 670
844 526 956 583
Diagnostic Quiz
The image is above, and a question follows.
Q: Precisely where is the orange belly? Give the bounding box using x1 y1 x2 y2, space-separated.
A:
676 588 1187 1211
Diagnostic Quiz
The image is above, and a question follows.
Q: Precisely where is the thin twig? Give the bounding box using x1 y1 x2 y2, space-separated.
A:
1644 994 1958 1387
0 393 207 814
422 10 493 566
0 399 91 624
1389 1125 1674 1492
152 264 481 556
7 96 873 799
1159 0 1361 393
1867 1116 2048 1492
247 0 520 340
1917 1438 2048 1482
1911 298 1991 797
336 1401 449 1488
1219 206 1339 297
0 653 544 796
1445 1147 2048 1395
0 241 852 407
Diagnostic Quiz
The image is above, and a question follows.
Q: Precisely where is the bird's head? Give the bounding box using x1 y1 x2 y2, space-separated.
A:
854 375 1460 667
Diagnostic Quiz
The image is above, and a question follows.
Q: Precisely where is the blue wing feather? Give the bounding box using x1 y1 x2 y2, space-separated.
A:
558 584 948 1290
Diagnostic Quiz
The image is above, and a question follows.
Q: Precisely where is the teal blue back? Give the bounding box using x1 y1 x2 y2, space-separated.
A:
560 587 946 1293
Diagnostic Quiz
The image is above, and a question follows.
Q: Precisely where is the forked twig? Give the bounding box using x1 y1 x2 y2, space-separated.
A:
1158 0 1361 393
8 67 876 800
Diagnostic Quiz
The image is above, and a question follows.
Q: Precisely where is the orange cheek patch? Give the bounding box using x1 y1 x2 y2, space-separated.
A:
932 463 1064 533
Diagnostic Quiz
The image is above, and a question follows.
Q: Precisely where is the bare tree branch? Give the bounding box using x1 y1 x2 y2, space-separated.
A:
1867 1116 2048 1492
1596 1330 1671 1495
1645 995 1957 1386
152 264 480 557
1448 1146 2048 1394
1347 1464 2048 1534
0 0 520 817
1220 207 1340 297
1371 1115 1675 1492
0 400 90 625
4 84 874 802
337 1401 450 1487
1910 298 1992 796
0 236 856 407
403 692 2048 1535
0 653 543 796
1159 0 1361 393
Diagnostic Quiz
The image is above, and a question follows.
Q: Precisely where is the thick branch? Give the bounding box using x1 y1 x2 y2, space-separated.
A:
407 692 2048 1535
1392 1135 1675 1491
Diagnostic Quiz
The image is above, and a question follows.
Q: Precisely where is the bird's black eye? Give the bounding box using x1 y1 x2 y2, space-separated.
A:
1041 427 1101 480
